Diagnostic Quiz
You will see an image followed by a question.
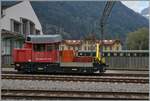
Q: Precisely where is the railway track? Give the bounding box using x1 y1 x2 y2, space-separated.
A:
2 70 149 77
2 74 148 84
2 89 149 100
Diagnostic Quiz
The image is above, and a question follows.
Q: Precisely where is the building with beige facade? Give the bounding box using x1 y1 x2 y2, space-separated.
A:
60 39 122 51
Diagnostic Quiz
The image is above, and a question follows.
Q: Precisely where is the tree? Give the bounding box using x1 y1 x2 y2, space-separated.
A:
126 27 149 50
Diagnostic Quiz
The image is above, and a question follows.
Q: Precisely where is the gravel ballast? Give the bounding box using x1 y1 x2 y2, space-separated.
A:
2 80 148 93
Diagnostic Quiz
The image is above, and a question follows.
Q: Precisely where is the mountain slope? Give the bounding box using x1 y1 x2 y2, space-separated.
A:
141 7 149 19
31 1 148 40
141 7 149 15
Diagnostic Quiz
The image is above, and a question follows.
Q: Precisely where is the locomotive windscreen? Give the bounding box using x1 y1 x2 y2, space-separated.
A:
26 35 62 43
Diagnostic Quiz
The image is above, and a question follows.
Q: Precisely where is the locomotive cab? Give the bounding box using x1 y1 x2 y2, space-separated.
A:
13 35 62 73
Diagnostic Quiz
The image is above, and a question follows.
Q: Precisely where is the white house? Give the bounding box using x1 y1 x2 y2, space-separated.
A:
1 0 43 66
1 0 43 35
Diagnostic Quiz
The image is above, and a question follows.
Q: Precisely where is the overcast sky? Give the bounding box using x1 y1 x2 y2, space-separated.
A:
121 1 149 13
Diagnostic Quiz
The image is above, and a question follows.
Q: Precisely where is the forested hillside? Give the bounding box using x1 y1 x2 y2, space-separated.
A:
31 1 148 41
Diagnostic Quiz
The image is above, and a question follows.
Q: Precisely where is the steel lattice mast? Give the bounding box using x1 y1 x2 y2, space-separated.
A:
100 1 116 57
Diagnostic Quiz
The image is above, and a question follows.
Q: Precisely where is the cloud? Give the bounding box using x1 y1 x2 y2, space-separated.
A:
121 1 149 13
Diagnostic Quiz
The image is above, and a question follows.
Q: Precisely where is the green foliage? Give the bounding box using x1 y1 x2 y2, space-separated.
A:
126 27 149 50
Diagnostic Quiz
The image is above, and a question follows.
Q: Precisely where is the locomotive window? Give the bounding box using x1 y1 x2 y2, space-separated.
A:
54 44 59 50
47 45 54 51
33 44 45 52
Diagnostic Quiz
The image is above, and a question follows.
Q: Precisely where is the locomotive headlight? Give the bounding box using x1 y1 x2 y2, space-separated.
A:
28 59 31 62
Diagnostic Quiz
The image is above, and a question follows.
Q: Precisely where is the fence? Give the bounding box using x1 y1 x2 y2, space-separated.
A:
78 50 149 70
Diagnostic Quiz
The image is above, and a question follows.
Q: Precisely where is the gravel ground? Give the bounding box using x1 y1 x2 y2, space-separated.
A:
2 80 149 93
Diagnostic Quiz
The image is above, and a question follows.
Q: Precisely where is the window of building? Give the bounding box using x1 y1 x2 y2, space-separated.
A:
22 19 28 35
116 46 119 50
11 19 21 33
2 10 6 17
4 39 11 55
21 18 36 35
30 22 35 34
84 46 87 50
36 29 40 35
86 41 88 44
88 46 91 50
33 44 45 52
92 46 95 50
14 41 20 48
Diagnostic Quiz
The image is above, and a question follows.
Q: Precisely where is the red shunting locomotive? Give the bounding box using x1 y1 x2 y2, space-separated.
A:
13 35 107 74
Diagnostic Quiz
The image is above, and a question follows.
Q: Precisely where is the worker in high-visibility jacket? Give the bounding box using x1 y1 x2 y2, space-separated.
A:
95 43 106 64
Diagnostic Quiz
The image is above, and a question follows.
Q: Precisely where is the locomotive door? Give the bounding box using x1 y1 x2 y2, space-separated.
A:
32 44 47 62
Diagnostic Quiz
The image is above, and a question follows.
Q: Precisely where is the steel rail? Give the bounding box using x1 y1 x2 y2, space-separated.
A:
2 89 149 100
2 74 148 84
2 71 149 77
